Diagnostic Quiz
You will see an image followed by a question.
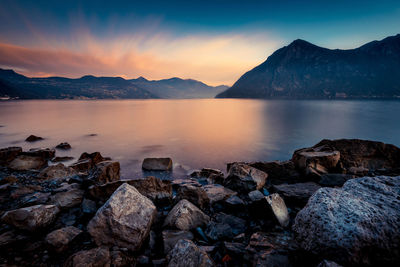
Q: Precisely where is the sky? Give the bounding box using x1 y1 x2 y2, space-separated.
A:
0 0 399 86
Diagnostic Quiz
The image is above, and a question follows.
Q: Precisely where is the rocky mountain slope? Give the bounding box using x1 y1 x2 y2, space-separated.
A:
216 34 400 99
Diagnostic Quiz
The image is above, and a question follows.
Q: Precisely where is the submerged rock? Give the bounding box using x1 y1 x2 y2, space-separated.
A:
25 135 43 142
23 148 55 159
55 142 71 150
45 226 82 252
293 176 400 266
87 183 157 252
8 155 47 170
167 239 214 267
224 163 268 193
142 157 173 171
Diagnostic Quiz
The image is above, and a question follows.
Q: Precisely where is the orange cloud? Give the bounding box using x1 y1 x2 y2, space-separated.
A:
0 31 282 85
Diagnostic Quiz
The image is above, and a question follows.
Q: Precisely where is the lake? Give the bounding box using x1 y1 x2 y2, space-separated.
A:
1 99 400 179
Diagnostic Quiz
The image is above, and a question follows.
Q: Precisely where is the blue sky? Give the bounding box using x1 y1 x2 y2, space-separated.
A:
0 0 399 85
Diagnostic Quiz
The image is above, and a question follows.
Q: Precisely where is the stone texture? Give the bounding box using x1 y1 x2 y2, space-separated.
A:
64 247 111 267
176 183 209 210
1 204 59 231
224 163 268 192
45 226 82 252
272 182 321 207
265 193 289 227
22 148 55 159
162 230 194 254
55 142 71 150
205 213 246 241
91 161 120 184
167 239 214 267
203 184 237 204
163 200 210 231
50 188 84 209
87 183 157 252
142 157 173 171
293 176 400 266
8 155 47 170
37 163 77 180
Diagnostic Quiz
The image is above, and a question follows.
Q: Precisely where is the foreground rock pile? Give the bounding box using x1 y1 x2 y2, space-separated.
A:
0 138 399 266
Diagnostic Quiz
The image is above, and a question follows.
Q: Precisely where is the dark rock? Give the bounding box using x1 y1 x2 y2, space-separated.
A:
317 260 343 267
162 230 194 254
8 155 47 170
50 188 84 209
64 247 111 267
70 158 93 172
293 176 400 266
87 183 157 252
203 184 237 205
55 142 71 150
91 161 120 184
254 250 292 267
205 212 246 241
224 163 268 193
25 135 43 142
190 168 225 184
272 182 321 207
81 198 97 214
176 183 209 210
45 226 82 252
319 173 355 187
248 190 265 202
1 204 59 231
22 148 55 159
167 239 214 267
79 152 106 165
163 199 210 231
0 146 22 164
249 161 301 185
51 156 74 163
37 163 77 181
265 193 289 227
19 192 51 207
0 230 28 247
142 157 173 171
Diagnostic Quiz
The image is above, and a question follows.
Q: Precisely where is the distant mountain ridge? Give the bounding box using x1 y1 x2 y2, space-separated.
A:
216 34 400 99
0 69 227 99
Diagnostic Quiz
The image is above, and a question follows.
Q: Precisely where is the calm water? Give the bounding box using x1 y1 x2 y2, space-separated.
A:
1 99 400 179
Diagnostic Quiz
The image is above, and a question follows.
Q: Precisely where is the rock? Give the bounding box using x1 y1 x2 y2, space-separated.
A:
167 239 214 267
45 226 82 252
142 157 173 171
110 250 136 266
51 156 74 163
203 184 237 204
23 148 55 159
55 142 71 150
87 183 157 252
272 182 321 207
254 250 292 267
176 183 209 210
70 158 93 172
247 231 294 252
205 213 246 241
20 192 51 207
292 176 400 266
249 160 301 185
225 195 245 206
0 175 18 185
163 199 210 231
265 193 289 227
0 230 28 247
224 163 268 192
0 146 22 163
50 188 84 209
8 155 47 170
190 168 225 184
319 173 355 187
25 135 43 142
248 190 265 202
162 230 194 254
317 260 343 267
64 247 111 267
38 163 77 180
1 204 59 231
79 152 106 165
91 161 120 184
81 198 97 214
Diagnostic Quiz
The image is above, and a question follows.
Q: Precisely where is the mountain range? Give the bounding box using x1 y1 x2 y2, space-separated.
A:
0 69 228 99
216 34 400 99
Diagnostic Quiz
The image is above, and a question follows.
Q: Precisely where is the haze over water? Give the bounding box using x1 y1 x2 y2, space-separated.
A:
1 99 399 179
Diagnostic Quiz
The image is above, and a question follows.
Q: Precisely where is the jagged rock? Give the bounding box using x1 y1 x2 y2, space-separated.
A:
55 142 71 150
272 182 321 207
317 260 343 267
20 192 51 207
50 188 84 209
142 157 173 171
37 163 77 180
87 183 157 252
79 152 106 165
0 146 22 163
265 194 289 227
64 247 111 267
167 239 214 267
176 183 209 210
248 190 265 202
190 168 225 184
25 135 43 142
22 148 55 159
45 226 82 252
51 156 74 163
8 155 47 170
249 160 301 185
205 213 246 241
319 173 355 187
293 176 400 266
1 204 59 231
91 161 120 184
70 152 106 172
81 198 97 214
162 230 194 254
224 163 268 192
163 200 210 231
203 184 237 204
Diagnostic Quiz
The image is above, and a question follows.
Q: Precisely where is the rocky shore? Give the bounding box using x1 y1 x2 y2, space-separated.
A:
0 139 399 266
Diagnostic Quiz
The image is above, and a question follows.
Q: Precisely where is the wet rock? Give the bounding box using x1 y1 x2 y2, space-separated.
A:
70 158 93 172
224 163 268 193
91 161 120 184
50 188 84 209
203 184 236 205
163 199 210 231
25 135 43 142
70 152 106 172
79 152 106 165
248 190 265 202
319 173 355 187
38 163 77 180
45 226 82 252
272 182 321 207
177 183 209 210
55 142 71 150
0 146 22 164
22 148 55 159
190 168 225 184
87 183 157 252
1 204 59 231
249 160 301 185
51 156 74 163
317 260 343 267
162 230 194 254
293 176 400 266
81 198 97 214
142 157 173 171
64 247 111 267
265 193 289 227
8 155 47 170
167 239 214 267
205 213 246 241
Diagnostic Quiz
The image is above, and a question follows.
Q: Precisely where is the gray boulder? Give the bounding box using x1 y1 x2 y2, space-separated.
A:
50 188 84 209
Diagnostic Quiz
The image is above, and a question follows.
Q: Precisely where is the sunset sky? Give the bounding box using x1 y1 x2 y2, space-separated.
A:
0 0 399 85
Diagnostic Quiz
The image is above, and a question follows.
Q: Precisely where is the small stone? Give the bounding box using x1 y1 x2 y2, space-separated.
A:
265 193 289 227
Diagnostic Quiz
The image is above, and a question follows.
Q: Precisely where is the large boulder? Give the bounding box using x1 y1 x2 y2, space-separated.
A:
163 200 210 231
0 146 22 164
64 247 111 267
142 157 173 171
293 176 400 266
91 161 120 184
272 182 321 207
45 226 82 252
38 163 77 180
167 239 214 267
1 204 59 231
8 155 47 170
87 183 157 252
224 163 268 193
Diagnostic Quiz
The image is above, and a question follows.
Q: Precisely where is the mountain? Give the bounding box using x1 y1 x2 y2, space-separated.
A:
216 34 400 99
130 77 228 99
0 69 227 99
